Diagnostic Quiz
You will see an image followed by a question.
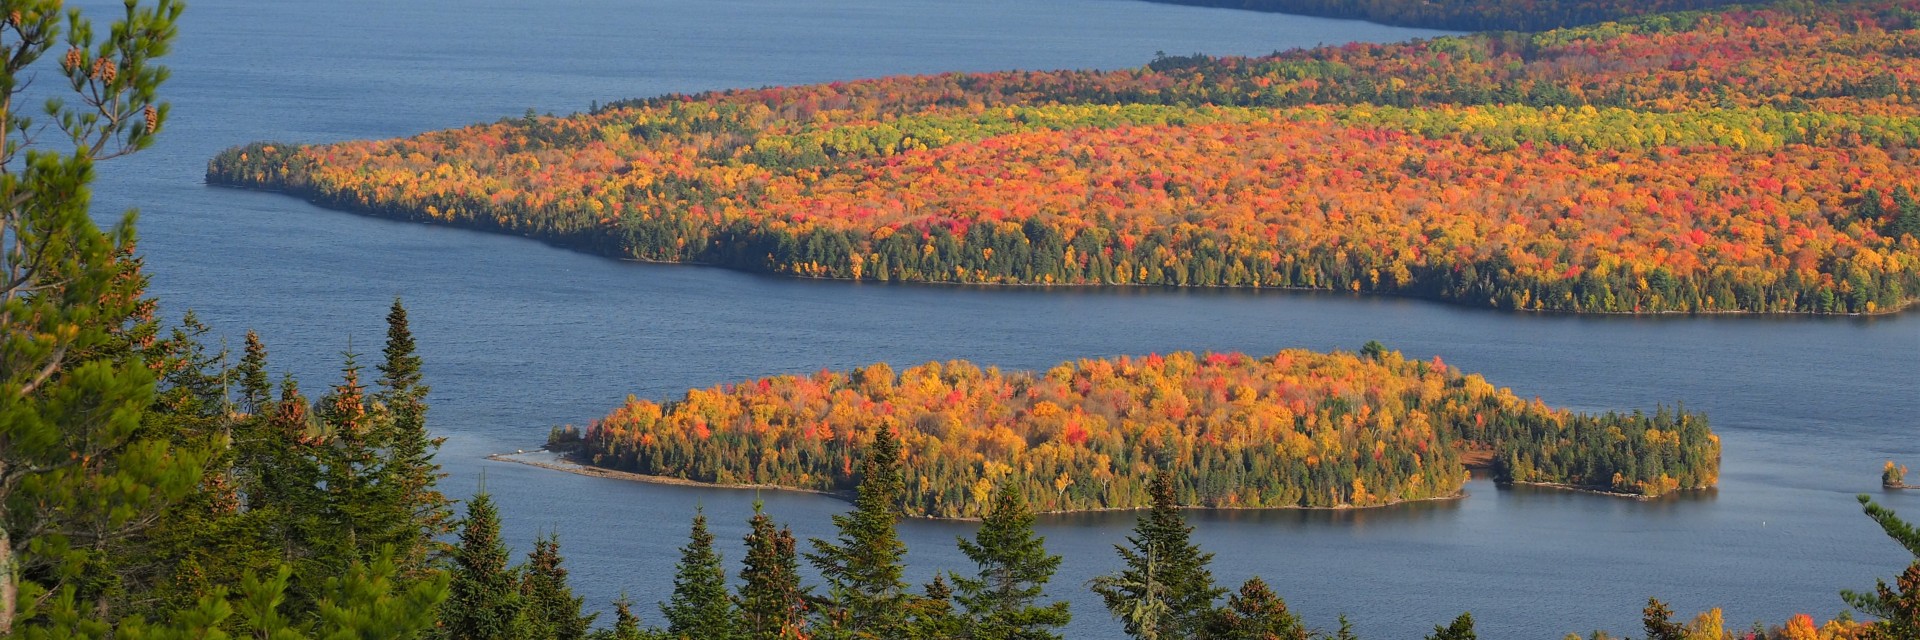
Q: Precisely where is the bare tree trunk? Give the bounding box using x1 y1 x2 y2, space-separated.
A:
1 525 15 635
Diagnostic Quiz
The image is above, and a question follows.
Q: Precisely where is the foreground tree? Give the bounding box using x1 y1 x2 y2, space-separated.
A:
0 0 192 631
663 509 736 639
442 490 524 640
1845 496 1920 636
374 298 455 574
807 424 913 638
523 533 595 640
1090 471 1224 639
739 503 808 640
952 482 1070 640
1208 577 1306 640
1426 612 1476 640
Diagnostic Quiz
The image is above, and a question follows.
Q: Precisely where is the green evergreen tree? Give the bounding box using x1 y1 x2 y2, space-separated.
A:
663 509 737 639
237 330 274 415
953 482 1070 640
1426 612 1476 640
806 425 913 638
522 533 595 640
1333 614 1360 640
909 575 963 639
374 299 454 574
1089 471 1224 640
442 490 525 640
1208 577 1306 640
0 0 190 630
739 503 808 640
1845 495 1920 635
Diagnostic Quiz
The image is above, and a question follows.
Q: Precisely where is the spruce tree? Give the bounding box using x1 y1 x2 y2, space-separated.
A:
609 594 647 640
443 491 525 640
1642 598 1683 640
1090 471 1224 640
0 0 191 630
374 299 454 574
1208 577 1306 640
663 509 737 639
522 533 595 640
237 330 274 416
739 502 808 640
806 424 913 638
953 482 1070 640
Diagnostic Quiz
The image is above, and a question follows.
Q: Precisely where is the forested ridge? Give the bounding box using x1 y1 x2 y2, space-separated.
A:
550 346 1719 518
211 0 1920 314
1142 0 1748 31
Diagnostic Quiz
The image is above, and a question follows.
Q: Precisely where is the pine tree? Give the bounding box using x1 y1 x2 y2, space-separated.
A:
1845 496 1920 635
953 482 1070 640
806 424 913 638
1090 471 1224 640
739 502 808 640
663 509 737 639
443 491 525 640
374 299 453 574
1426 612 1476 640
1208 577 1306 640
0 0 191 629
522 533 595 640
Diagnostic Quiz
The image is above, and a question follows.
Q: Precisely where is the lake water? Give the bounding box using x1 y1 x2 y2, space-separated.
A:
70 0 1919 636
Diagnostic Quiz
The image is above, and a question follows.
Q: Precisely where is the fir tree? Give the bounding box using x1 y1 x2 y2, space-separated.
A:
953 482 1070 640
663 509 737 639
806 424 913 638
1208 577 1306 640
739 502 808 640
443 490 524 640
1089 471 1224 640
1426 612 1476 640
522 533 595 640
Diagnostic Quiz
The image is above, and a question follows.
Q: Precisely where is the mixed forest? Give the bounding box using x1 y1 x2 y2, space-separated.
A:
1141 0 1752 31
210 0 1920 314
551 347 1719 518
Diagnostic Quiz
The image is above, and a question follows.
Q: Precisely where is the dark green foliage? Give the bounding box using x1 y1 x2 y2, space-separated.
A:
443 491 524 640
952 483 1070 640
1208 577 1307 640
374 299 455 574
1359 340 1388 361
1090 472 1225 640
739 503 808 639
1333 615 1360 640
523 533 595 640
1426 612 1476 640
806 425 913 638
663 510 737 639
1491 405 1718 496
1643 598 1684 640
238 330 274 415
908 575 963 639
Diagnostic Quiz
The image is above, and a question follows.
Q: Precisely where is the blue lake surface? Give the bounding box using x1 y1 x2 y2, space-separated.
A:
69 0 1920 636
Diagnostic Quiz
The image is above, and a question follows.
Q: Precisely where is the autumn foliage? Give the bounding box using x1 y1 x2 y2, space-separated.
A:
551 348 1718 518
210 1 1920 314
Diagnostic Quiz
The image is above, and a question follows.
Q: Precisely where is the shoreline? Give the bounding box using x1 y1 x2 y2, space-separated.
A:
488 449 1682 520
203 179 1914 319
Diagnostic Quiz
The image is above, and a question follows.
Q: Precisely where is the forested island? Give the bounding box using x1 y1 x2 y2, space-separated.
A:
544 346 1719 518
1888 461 1912 489
210 0 1920 314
